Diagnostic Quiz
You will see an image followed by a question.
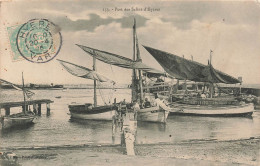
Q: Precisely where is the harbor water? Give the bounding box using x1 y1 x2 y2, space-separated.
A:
1 89 260 149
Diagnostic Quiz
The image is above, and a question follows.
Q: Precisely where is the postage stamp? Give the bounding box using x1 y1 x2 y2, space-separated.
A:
8 19 62 63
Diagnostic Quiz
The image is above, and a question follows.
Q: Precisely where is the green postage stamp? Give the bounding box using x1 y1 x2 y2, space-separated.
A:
7 19 62 63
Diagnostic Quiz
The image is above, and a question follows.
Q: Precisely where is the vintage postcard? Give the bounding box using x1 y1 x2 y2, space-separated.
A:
0 0 259 165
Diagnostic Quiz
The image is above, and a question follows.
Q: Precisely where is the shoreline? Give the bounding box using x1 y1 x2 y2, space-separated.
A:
2 137 259 166
2 137 259 151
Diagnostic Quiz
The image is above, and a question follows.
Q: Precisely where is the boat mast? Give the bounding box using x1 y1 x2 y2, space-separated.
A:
93 55 97 107
135 19 144 104
22 72 26 114
131 18 137 102
209 50 214 98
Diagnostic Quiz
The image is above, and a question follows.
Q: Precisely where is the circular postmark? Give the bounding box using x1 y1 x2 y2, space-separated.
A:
16 19 62 63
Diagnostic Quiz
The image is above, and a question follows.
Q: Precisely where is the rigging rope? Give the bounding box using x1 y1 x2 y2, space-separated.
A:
97 81 107 105
109 64 116 103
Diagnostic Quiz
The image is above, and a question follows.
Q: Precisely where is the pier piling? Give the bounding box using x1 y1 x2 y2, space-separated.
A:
46 103 50 116
38 104 42 115
22 105 28 112
33 103 37 114
5 107 10 116
113 104 137 156
0 99 53 116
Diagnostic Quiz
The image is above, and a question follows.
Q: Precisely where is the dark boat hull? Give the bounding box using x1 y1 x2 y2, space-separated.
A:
69 103 117 120
1 115 35 129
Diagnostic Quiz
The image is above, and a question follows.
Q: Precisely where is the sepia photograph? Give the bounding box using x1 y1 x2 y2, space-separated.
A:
0 0 259 165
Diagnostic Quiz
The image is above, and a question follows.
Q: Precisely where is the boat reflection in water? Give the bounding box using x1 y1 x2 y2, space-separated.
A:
0 123 35 135
68 108 258 155
137 121 166 132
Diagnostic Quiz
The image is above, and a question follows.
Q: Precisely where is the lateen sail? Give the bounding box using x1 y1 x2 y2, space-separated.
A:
143 46 241 84
57 59 114 83
0 78 35 98
75 44 171 78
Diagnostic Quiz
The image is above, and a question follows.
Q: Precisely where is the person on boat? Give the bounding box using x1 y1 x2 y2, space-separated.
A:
206 92 210 98
144 98 151 108
201 93 206 99
121 99 126 105
156 77 164 83
197 92 201 98
120 99 127 114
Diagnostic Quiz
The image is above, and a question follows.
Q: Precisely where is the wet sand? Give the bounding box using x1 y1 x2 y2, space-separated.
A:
3 137 259 166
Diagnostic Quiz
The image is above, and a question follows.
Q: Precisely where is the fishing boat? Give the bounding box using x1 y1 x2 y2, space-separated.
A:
143 46 255 117
75 19 170 123
57 59 117 120
1 112 35 129
0 74 35 129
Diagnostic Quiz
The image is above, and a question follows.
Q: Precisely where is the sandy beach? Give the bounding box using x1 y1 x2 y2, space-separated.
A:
1 137 259 166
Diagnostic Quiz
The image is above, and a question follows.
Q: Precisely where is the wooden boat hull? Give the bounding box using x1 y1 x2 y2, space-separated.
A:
1 116 34 129
170 103 254 117
69 104 117 120
137 106 169 123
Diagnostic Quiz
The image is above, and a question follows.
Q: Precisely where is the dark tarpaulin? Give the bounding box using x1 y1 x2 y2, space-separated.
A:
143 46 241 84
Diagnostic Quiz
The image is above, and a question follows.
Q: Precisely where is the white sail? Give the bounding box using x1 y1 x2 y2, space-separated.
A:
57 59 115 84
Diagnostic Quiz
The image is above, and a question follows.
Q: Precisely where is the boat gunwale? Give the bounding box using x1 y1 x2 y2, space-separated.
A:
170 103 254 110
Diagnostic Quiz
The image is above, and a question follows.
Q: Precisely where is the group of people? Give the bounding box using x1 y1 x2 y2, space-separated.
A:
196 91 219 98
133 95 158 110
116 93 171 122
132 93 170 111
197 92 207 98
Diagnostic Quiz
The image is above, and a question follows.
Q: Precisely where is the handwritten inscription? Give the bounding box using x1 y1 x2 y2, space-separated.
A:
103 7 160 12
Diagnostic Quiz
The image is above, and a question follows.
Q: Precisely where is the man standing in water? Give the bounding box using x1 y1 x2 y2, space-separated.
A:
132 101 140 120
154 93 170 111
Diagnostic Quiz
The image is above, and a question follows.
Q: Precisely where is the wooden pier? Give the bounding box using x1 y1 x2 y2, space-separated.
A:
0 99 54 116
112 103 137 156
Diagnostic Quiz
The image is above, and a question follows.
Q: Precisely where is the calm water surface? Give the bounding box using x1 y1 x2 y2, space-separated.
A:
1 89 260 148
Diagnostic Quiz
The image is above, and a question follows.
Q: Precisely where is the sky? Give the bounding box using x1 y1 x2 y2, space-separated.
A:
0 0 260 85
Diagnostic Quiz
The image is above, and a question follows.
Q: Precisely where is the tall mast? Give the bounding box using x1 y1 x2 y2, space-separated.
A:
131 18 137 102
135 21 144 104
209 50 213 98
22 72 26 114
93 55 97 107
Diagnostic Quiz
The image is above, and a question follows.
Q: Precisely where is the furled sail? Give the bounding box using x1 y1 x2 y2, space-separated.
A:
57 59 114 83
143 46 240 84
75 44 170 78
0 78 35 98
